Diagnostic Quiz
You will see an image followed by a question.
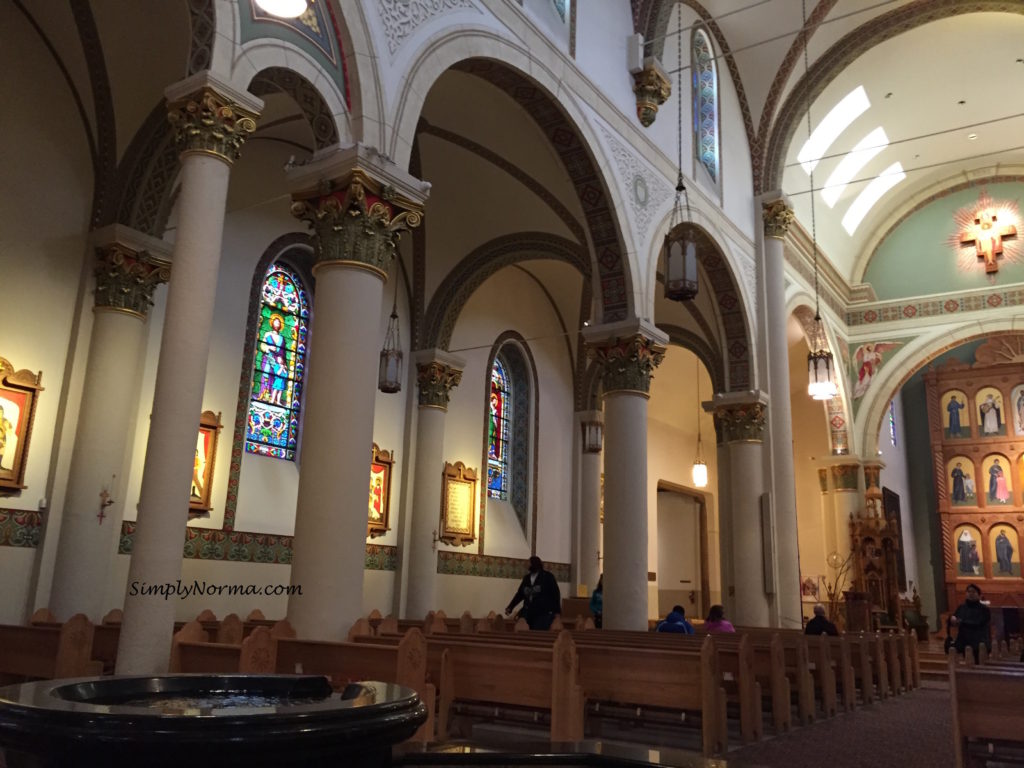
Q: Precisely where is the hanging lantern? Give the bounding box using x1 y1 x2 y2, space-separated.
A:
378 304 402 393
807 315 837 401
663 225 699 302
692 357 708 488
581 418 604 454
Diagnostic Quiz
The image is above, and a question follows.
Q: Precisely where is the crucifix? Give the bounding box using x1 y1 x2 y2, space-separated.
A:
98 485 114 524
961 209 1017 274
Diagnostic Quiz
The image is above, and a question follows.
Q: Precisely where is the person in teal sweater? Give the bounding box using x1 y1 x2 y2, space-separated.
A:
589 574 603 628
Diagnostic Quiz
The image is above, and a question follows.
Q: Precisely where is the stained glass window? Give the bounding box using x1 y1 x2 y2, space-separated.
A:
889 401 897 447
553 0 568 22
692 28 719 184
245 263 309 460
487 359 511 499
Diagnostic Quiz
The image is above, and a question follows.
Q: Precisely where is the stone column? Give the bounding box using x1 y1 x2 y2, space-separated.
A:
584 321 667 631
117 74 261 675
404 351 464 619
825 457 864 560
285 145 429 640
710 392 771 627
51 228 170 622
817 467 837 556
760 194 802 628
577 410 604 593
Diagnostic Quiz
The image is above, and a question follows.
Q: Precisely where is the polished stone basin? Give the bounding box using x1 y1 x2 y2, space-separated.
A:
0 675 426 767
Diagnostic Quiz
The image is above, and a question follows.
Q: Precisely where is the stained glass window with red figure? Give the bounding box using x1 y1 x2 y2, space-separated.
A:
487 359 511 499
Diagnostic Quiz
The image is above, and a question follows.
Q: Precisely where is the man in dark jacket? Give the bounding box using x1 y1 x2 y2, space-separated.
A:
805 603 839 636
656 605 695 634
505 556 561 630
951 583 990 662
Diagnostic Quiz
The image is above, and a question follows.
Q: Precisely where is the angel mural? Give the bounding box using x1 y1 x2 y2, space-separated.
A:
852 342 901 399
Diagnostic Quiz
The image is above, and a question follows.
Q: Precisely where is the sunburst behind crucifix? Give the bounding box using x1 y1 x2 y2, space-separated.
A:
949 191 1020 277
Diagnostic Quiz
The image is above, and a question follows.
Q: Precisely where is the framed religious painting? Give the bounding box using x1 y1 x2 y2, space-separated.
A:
0 357 44 492
940 389 970 439
367 443 393 539
439 461 477 547
189 411 222 513
975 386 1006 438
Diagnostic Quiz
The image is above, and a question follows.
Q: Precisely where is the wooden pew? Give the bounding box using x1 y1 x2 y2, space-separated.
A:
170 623 282 674
355 627 726 755
274 628 434 742
950 654 1024 767
0 614 102 681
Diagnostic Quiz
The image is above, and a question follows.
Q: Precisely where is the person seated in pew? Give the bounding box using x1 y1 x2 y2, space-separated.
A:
505 556 561 630
804 603 839 636
589 574 603 629
704 605 735 633
950 583 990 663
655 605 694 634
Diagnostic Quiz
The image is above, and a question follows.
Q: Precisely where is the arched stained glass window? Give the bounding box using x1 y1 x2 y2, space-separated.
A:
487 359 511 499
245 263 309 460
692 27 719 185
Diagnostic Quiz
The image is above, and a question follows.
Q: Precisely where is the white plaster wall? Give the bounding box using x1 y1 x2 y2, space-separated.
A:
574 0 637 123
876 393 919 593
0 2 94 621
521 0 571 52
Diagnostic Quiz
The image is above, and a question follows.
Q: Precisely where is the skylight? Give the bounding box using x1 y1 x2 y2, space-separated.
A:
841 162 906 235
821 127 888 208
798 86 870 174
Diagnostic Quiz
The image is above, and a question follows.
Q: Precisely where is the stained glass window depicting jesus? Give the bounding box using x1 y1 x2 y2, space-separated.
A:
246 263 309 460
487 359 511 499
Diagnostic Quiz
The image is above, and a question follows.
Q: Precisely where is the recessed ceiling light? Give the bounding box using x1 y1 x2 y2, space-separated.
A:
885 92 893 99
968 133 978 140
958 100 966 106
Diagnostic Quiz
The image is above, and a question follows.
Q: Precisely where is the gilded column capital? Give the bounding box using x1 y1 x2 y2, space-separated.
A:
416 360 463 410
762 198 794 239
94 243 171 319
632 58 671 128
707 392 769 444
829 463 862 492
589 334 666 397
166 86 259 163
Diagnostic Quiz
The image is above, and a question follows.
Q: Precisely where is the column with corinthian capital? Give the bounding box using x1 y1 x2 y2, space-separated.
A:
285 145 429 640
117 74 261 674
710 391 771 626
583 322 667 631
760 194 802 628
405 351 464 618
51 227 170 622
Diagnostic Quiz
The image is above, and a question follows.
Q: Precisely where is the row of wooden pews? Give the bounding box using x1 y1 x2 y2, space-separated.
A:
950 642 1024 767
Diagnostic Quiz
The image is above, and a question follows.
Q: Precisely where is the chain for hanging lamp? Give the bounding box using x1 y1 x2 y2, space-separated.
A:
801 0 837 402
378 270 403 394
663 5 698 303
692 357 708 488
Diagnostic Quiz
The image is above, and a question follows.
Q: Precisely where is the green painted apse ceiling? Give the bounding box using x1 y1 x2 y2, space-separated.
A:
863 181 1024 301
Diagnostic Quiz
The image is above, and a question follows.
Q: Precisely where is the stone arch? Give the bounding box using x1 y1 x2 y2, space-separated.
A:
648 208 756 392
789 300 852 456
857 322 1024 458
422 233 590 351
235 42 351 144
763 1 1024 193
659 325 725 395
390 33 637 323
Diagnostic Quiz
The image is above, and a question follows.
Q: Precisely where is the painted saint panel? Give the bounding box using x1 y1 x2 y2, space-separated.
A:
976 386 1005 437
981 454 1013 505
946 456 976 507
954 525 983 577
941 389 970 439
989 524 1020 578
1012 384 1024 436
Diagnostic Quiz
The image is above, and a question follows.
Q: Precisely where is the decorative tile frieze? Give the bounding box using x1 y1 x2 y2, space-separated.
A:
437 551 570 582
847 287 1024 327
0 509 42 548
117 521 397 570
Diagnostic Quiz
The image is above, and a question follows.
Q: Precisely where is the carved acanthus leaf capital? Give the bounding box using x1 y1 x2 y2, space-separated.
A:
762 199 794 239
167 87 258 163
291 170 423 278
416 361 463 410
632 61 671 128
589 334 666 396
94 244 171 317
712 401 767 444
